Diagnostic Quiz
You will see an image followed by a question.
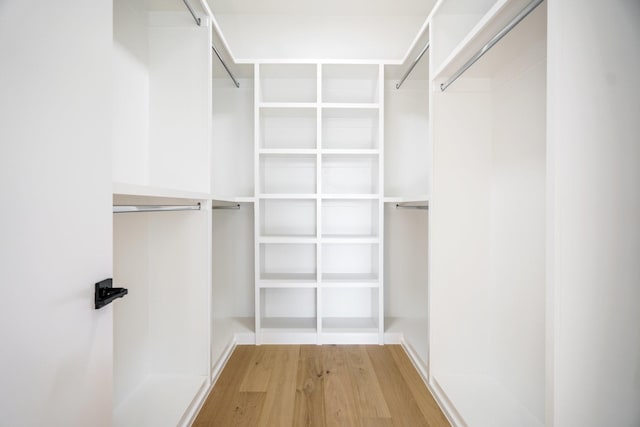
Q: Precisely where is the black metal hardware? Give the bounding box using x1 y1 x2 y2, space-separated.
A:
95 278 128 309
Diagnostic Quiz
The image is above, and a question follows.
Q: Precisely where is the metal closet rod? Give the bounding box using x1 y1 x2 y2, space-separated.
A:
440 0 544 92
181 0 240 88
212 203 241 210
113 203 202 214
396 204 428 210
212 45 240 88
182 0 201 26
396 42 430 89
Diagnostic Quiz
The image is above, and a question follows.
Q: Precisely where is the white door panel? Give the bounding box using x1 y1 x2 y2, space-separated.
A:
0 1 113 426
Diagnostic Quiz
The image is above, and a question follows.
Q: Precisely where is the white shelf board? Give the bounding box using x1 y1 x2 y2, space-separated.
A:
321 194 380 200
258 193 318 199
260 317 317 331
259 148 318 155
321 236 379 244
321 102 380 109
258 280 317 289
432 0 519 81
321 273 379 284
113 374 207 427
113 182 210 200
322 149 380 155
259 102 317 109
234 196 256 203
260 272 317 282
322 317 378 331
259 235 317 244
383 194 430 204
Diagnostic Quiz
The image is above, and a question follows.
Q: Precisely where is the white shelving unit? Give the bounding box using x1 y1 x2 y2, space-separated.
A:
112 195 211 427
112 1 214 425
382 24 431 377
254 62 385 344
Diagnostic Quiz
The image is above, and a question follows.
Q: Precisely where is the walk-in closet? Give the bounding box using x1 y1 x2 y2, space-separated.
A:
2 0 638 426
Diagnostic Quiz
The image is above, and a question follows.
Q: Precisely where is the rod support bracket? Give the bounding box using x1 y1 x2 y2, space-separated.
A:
95 278 128 309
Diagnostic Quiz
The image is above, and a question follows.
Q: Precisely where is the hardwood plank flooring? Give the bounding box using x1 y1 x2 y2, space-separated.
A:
193 345 450 427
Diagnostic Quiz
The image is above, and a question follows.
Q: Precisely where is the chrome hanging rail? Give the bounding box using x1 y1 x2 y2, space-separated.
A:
182 0 201 26
396 42 430 89
440 0 544 92
211 45 240 88
396 204 428 210
181 0 240 88
212 203 241 210
113 203 202 214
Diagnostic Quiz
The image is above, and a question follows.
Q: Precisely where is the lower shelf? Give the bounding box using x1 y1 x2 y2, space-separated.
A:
261 316 316 331
322 316 378 331
114 374 207 427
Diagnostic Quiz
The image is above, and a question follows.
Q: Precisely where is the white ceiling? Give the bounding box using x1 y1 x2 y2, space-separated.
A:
204 0 435 62
205 0 435 16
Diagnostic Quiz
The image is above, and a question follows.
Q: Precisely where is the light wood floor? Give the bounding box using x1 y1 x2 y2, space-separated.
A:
193 345 450 426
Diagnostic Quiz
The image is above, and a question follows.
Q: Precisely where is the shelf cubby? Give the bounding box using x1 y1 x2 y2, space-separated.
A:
259 243 316 281
322 199 379 238
321 287 380 331
259 107 317 150
259 154 317 195
259 64 317 104
322 64 380 104
322 108 380 150
322 154 379 195
260 288 317 330
322 243 379 281
260 199 316 238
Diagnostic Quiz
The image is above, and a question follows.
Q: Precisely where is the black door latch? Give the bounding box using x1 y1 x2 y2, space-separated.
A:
95 278 128 309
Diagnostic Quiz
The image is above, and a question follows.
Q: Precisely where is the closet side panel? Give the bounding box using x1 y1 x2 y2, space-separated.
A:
489 55 546 421
430 85 493 383
113 0 149 185
113 215 151 406
548 1 640 425
147 211 209 376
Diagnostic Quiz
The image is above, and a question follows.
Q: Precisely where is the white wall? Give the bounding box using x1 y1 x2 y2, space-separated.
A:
547 1 640 425
0 1 113 425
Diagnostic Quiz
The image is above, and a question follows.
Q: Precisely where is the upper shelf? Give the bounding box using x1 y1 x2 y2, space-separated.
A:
432 0 543 82
113 182 210 201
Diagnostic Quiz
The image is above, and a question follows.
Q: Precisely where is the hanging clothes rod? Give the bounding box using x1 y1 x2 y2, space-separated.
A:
396 204 428 210
113 204 201 214
396 42 430 89
212 203 241 210
440 0 544 92
212 45 240 88
181 0 239 88
182 0 201 26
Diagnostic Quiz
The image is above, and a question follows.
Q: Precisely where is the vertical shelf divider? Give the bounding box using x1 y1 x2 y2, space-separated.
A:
253 63 261 345
377 63 385 344
316 63 323 343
